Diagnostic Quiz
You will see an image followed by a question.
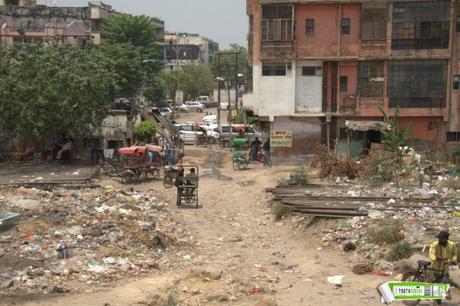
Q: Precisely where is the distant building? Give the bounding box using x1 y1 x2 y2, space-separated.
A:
0 0 115 46
0 1 165 48
164 32 218 71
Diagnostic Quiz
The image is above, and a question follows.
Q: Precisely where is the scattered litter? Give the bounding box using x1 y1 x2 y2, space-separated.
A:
327 275 344 285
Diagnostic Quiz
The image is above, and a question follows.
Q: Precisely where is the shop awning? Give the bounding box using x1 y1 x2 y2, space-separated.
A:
345 120 390 132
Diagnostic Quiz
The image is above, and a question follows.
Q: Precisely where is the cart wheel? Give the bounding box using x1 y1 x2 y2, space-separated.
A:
233 160 241 170
163 174 175 188
238 162 247 170
146 168 160 180
121 170 136 184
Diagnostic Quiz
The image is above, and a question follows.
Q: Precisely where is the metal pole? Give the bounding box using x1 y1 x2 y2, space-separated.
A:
235 53 239 113
171 37 179 121
217 53 221 129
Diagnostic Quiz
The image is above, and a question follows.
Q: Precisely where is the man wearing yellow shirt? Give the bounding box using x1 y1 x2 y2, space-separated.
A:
429 230 457 284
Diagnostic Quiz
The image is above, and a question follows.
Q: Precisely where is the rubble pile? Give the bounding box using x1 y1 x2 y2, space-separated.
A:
0 186 195 295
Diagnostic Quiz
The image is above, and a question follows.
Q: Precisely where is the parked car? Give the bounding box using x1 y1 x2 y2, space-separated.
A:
158 107 173 118
176 123 219 144
179 101 205 113
219 101 229 111
196 96 217 108
202 115 217 126
217 124 261 147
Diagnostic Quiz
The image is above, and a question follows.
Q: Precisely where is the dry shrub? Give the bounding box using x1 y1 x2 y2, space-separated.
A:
311 144 360 179
272 202 289 221
367 220 404 245
361 152 395 186
386 241 414 262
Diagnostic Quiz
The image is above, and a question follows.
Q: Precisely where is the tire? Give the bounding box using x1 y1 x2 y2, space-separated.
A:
163 173 175 189
121 170 136 184
145 168 160 180
233 160 241 170
198 108 203 113
402 272 424 282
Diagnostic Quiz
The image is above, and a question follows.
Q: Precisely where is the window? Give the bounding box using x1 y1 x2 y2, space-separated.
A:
457 17 460 33
392 1 450 50
454 75 460 90
341 18 351 35
306 19 314 36
262 62 286 76
361 5 387 41
302 66 321 76
340 76 348 92
360 62 384 97
388 60 447 108
447 132 460 142
262 5 293 41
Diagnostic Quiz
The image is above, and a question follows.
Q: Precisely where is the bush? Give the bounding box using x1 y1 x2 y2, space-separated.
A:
367 220 404 245
134 121 156 143
272 202 289 221
386 241 414 262
277 178 289 187
290 167 309 185
362 152 396 186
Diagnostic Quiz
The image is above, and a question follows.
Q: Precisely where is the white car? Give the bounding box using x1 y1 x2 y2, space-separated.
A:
176 123 219 145
158 107 172 118
202 115 217 125
219 102 229 111
184 101 205 113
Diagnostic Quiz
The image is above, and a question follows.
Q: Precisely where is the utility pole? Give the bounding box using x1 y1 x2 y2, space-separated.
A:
217 53 221 129
234 53 239 113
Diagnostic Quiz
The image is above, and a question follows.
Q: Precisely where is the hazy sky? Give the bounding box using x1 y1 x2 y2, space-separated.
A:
37 0 247 48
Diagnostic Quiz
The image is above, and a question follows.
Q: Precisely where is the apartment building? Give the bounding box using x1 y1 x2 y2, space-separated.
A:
164 32 219 71
245 0 460 161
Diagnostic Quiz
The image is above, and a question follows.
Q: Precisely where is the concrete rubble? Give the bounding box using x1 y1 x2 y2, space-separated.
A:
0 186 195 296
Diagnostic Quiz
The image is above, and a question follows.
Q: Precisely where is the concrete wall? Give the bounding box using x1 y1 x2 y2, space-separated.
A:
296 4 338 57
399 117 446 144
295 60 322 113
296 3 360 58
272 116 322 163
254 63 296 117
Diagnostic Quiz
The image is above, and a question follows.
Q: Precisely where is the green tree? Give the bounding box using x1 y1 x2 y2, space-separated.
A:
380 107 412 159
101 14 160 57
134 121 156 142
181 64 215 100
0 43 117 144
101 15 165 102
210 44 249 89
99 43 144 99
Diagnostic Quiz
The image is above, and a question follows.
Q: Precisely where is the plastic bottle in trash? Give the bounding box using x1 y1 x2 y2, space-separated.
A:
56 243 68 259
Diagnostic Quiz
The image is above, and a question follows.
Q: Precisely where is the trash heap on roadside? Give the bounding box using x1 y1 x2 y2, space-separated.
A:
314 174 460 275
0 186 195 295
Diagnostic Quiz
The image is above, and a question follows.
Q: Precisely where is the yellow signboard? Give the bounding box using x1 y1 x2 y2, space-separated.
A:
270 130 293 148
231 110 238 119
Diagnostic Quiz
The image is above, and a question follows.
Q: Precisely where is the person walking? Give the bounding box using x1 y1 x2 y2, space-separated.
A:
263 138 271 167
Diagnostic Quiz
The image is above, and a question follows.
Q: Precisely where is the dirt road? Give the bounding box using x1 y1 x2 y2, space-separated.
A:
9 146 407 306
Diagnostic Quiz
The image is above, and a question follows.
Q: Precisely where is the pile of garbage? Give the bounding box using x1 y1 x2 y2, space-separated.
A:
310 175 460 272
0 186 195 295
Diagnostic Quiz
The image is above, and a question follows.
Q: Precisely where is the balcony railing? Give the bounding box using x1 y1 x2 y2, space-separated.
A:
261 40 295 59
